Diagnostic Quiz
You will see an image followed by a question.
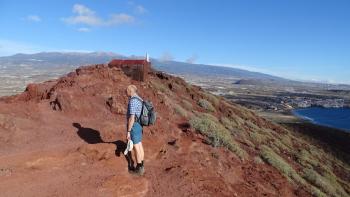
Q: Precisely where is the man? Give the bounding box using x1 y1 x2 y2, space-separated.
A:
126 85 145 176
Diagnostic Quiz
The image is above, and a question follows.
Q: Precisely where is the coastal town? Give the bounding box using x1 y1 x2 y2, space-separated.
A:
282 97 345 108
266 97 345 112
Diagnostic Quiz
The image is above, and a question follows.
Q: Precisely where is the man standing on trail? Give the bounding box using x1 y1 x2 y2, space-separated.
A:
126 85 145 176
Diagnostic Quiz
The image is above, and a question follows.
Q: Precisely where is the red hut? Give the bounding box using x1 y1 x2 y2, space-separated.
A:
108 59 151 82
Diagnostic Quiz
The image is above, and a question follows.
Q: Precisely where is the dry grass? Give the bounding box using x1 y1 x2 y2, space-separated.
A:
182 100 193 110
189 113 247 160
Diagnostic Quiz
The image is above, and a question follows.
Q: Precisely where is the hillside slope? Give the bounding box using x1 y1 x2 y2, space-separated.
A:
0 64 349 197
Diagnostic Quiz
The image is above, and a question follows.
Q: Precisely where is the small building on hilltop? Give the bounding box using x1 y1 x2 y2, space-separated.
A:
108 57 151 82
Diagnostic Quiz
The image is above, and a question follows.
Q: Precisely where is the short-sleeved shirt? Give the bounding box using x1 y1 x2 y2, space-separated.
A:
127 95 143 120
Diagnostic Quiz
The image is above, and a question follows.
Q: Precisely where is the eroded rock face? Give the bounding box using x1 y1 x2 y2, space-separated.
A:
106 97 126 115
0 114 15 131
0 114 16 145
23 82 55 102
77 143 115 162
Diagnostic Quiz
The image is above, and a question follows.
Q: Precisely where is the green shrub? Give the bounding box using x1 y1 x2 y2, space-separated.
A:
303 168 347 197
220 116 244 136
230 114 245 127
189 113 247 159
174 104 188 118
260 145 305 185
295 149 319 168
151 80 170 94
249 132 268 144
203 92 220 106
280 134 293 148
245 120 260 131
310 186 328 197
272 139 292 153
198 99 215 112
220 116 235 130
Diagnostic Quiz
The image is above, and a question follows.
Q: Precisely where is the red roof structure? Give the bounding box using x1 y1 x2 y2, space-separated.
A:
108 59 151 82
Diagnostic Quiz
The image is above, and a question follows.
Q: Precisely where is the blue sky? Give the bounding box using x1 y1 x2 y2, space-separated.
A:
0 0 349 84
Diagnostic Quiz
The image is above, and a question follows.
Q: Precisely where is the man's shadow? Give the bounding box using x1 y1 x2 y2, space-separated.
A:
73 123 135 171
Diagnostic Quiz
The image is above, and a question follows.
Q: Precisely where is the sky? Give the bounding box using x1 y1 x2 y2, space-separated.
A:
0 0 350 84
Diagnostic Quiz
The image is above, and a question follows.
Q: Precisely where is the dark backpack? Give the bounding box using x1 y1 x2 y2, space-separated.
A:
133 97 157 126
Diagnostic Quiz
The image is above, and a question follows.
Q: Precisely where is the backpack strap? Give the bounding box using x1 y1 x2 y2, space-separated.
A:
130 96 144 124
131 96 143 103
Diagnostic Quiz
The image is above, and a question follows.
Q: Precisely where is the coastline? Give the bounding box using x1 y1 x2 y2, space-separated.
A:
259 109 350 157
292 107 350 132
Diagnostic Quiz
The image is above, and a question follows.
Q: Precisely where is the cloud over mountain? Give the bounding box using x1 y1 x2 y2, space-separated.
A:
62 4 135 28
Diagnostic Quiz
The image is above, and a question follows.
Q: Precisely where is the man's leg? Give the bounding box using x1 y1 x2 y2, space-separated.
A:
139 142 144 162
133 143 142 164
126 151 135 171
132 143 144 175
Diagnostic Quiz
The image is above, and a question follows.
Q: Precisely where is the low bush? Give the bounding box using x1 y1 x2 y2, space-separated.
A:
203 92 220 106
249 132 268 144
220 116 235 130
189 113 247 159
295 149 315 168
260 145 305 185
150 80 170 94
174 104 188 118
303 168 347 197
198 99 215 112
310 186 328 197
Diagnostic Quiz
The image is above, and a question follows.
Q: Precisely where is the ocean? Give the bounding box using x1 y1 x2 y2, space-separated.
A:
293 107 350 132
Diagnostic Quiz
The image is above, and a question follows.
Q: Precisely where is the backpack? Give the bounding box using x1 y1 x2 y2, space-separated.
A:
132 97 157 126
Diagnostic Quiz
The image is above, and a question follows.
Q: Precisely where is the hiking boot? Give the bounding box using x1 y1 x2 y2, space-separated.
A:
128 165 135 172
130 165 144 176
138 166 145 176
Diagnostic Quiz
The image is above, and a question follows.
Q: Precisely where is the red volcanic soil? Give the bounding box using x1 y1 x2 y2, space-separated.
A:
0 64 302 197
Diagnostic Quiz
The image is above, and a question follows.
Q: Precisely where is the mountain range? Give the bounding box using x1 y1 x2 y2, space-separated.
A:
0 52 350 96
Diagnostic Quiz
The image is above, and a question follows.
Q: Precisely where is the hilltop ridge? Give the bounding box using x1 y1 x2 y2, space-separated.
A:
0 63 349 197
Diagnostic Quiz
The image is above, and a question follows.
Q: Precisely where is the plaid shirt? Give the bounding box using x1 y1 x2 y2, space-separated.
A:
127 95 143 120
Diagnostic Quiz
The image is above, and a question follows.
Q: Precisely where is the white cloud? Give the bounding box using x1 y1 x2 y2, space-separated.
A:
24 15 42 22
160 52 174 62
127 1 148 14
135 5 147 14
77 27 90 32
62 4 135 27
108 13 134 25
186 54 198 64
73 4 95 16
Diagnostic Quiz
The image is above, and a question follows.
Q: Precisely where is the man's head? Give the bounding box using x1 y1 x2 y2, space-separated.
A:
126 85 137 97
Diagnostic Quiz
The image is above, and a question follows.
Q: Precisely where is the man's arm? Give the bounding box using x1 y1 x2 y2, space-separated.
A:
126 114 135 140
